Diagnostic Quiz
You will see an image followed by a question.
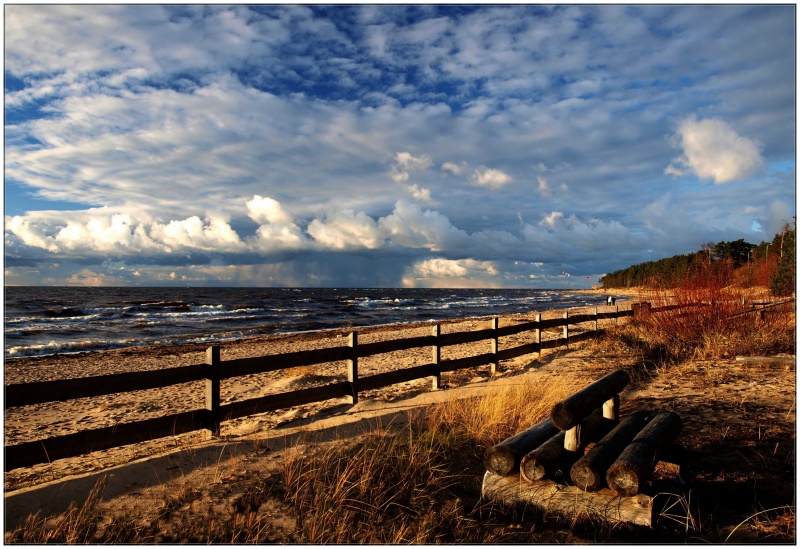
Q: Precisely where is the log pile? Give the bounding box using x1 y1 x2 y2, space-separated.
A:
481 369 682 527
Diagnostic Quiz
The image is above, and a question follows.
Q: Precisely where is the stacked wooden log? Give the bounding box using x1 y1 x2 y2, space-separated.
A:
482 369 682 525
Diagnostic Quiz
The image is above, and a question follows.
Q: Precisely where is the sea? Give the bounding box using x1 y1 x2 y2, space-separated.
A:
4 287 615 359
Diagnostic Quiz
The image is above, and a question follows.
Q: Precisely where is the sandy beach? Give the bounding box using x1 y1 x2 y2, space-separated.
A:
5 292 794 542
4 298 629 492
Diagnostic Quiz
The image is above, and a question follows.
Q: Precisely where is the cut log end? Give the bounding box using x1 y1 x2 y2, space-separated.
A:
485 417 559 476
606 412 682 496
521 456 547 482
606 467 640 496
606 444 657 496
484 446 515 476
570 460 603 492
569 410 651 492
551 402 574 432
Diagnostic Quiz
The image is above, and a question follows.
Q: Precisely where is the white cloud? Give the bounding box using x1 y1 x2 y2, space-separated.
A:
247 195 295 225
378 200 470 252
394 151 433 171
389 151 432 182
149 216 246 253
471 166 513 189
536 175 550 196
5 216 60 252
66 268 122 287
402 258 500 288
666 117 764 184
441 161 466 175
404 183 432 202
414 258 469 277
539 211 564 228
56 214 157 253
251 223 309 252
307 209 384 250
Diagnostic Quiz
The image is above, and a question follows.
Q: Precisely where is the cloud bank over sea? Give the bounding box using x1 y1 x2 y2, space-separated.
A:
5 5 795 287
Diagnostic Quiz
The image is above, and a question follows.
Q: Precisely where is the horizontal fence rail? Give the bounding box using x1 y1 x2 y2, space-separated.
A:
5 302 699 471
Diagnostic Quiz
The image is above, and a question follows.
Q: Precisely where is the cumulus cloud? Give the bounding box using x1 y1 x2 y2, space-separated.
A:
149 216 245 253
5 216 60 253
6 210 167 255
441 161 467 175
404 183 432 202
378 200 470 252
471 166 513 189
244 195 309 251
247 195 294 225
251 223 309 252
666 117 764 184
402 258 500 288
539 211 564 228
3 6 795 287
57 214 160 253
389 151 433 182
307 209 384 250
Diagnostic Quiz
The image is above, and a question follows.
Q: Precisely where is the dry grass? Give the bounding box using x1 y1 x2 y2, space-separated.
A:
5 465 294 543
282 376 582 544
4 377 589 544
426 373 581 447
615 279 794 362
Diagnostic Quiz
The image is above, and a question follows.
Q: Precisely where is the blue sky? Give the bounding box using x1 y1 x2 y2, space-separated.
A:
4 4 796 288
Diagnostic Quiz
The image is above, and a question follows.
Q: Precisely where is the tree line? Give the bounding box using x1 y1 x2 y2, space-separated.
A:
600 222 795 296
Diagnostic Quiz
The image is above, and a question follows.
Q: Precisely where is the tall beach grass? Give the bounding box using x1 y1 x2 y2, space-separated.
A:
282 373 583 543
617 272 794 362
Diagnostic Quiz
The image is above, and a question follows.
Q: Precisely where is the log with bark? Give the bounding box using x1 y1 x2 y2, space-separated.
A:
484 417 559 476
550 369 630 431
570 409 650 491
606 411 682 496
520 408 615 483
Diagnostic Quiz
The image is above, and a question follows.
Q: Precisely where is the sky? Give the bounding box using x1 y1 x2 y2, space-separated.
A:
4 4 796 288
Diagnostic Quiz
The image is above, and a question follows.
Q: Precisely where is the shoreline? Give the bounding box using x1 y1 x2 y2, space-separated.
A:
6 287 634 362
4 297 638 383
4 298 635 493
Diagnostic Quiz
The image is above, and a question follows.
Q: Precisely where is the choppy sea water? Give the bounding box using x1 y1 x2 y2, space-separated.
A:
4 287 614 358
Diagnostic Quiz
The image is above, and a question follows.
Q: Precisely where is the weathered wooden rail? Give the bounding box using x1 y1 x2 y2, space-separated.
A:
6 301 695 472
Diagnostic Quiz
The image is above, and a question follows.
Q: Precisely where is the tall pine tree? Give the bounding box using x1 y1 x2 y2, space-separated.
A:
770 221 795 296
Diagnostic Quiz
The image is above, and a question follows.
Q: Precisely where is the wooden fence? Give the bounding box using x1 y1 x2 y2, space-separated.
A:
4 301 700 471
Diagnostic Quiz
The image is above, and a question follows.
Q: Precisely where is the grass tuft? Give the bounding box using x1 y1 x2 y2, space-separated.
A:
282 375 586 543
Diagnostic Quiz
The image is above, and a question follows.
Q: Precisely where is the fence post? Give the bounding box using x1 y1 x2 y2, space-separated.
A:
632 302 651 319
431 324 441 390
534 313 542 359
205 346 221 436
563 311 569 349
347 331 358 404
594 306 599 332
490 317 499 375
615 304 619 326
